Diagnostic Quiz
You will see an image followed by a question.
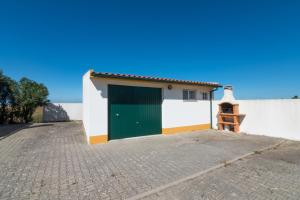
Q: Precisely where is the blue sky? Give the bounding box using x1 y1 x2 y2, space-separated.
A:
1 0 299 102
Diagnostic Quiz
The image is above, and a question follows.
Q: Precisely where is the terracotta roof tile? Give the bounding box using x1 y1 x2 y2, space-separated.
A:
91 71 221 87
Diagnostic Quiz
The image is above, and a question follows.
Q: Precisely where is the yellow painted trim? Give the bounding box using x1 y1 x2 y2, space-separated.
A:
162 124 211 135
89 135 108 144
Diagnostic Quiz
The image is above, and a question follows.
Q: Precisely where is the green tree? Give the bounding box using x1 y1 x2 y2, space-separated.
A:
8 79 19 123
0 71 17 123
0 70 7 123
17 78 49 123
292 95 299 99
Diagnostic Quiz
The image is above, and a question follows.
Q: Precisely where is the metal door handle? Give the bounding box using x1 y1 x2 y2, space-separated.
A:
136 121 139 124
116 113 120 117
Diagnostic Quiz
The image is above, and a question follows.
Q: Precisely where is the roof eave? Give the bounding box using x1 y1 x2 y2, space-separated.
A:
91 72 221 88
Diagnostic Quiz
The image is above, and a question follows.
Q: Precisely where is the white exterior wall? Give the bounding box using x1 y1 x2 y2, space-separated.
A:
82 71 91 142
82 73 300 142
212 99 300 141
162 86 211 128
82 73 213 140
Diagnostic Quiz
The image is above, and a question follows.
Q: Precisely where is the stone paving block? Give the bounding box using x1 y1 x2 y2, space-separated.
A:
142 141 300 200
0 122 299 200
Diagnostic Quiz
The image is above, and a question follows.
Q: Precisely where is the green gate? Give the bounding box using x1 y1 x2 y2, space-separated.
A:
108 85 162 140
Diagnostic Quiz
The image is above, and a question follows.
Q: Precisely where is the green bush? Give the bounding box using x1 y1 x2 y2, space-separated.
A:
32 107 44 123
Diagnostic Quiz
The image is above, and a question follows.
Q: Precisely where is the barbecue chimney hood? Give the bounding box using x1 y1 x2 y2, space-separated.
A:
218 85 243 133
221 85 236 104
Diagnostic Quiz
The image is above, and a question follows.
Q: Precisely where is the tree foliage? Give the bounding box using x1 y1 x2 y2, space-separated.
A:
17 78 49 122
0 70 49 123
0 71 18 123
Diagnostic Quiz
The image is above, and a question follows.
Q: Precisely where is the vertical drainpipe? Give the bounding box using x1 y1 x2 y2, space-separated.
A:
210 87 219 129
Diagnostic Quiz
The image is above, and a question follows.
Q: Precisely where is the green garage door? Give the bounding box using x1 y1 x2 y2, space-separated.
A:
108 85 162 140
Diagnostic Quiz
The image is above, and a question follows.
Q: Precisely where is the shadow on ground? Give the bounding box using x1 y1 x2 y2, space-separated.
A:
0 124 29 140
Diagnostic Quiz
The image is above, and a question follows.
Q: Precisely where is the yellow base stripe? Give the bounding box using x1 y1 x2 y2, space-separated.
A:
162 124 211 135
88 124 210 144
89 135 108 144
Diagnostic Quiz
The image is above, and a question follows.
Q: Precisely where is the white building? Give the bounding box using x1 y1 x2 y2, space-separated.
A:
83 70 221 144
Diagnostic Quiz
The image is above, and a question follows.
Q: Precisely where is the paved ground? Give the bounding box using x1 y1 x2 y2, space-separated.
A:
143 141 300 200
0 122 299 200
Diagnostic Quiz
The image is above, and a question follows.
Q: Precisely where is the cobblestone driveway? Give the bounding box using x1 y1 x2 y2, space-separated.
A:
0 122 297 200
143 141 300 200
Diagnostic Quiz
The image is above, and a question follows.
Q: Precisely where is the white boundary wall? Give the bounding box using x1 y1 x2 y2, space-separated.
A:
57 98 300 141
53 103 82 120
212 99 300 141
43 103 82 121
